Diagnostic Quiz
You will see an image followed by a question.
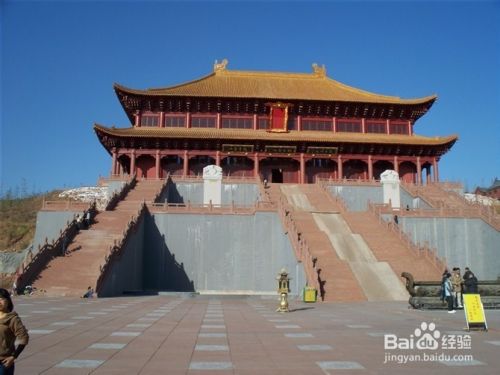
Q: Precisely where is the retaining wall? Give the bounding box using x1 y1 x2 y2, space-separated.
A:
143 212 306 295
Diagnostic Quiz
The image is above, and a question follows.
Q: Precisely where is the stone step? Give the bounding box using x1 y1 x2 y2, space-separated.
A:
32 180 165 296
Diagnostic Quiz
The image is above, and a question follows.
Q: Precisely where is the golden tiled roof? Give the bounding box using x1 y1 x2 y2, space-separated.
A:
94 124 457 147
114 62 436 105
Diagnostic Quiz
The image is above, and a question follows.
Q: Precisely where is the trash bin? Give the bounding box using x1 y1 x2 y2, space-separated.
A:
303 286 317 303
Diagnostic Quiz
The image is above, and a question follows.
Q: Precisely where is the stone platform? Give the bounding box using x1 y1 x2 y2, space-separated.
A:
11 295 500 374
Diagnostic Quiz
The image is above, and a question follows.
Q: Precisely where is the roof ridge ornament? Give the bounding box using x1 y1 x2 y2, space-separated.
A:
214 59 228 73
312 63 327 78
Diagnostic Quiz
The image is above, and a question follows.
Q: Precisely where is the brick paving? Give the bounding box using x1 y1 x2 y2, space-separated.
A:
11 295 500 374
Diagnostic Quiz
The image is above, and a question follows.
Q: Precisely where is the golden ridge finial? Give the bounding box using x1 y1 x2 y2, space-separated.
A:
214 59 228 72
312 63 327 77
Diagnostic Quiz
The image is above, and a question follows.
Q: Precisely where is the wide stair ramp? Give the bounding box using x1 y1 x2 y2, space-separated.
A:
272 184 366 302
304 184 410 301
32 180 164 297
341 211 442 282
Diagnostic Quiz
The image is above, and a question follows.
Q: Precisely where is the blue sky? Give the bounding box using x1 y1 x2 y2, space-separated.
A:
1 0 499 195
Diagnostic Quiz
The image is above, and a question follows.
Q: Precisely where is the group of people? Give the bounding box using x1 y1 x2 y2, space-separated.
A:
441 266 479 313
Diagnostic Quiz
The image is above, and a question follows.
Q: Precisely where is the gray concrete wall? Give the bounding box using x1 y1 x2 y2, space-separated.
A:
382 215 500 280
107 181 127 197
143 212 306 295
400 189 432 210
32 211 82 253
1 210 82 275
327 185 383 211
163 182 260 206
98 218 145 297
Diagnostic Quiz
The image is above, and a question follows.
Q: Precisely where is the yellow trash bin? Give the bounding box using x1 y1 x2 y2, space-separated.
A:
303 286 317 303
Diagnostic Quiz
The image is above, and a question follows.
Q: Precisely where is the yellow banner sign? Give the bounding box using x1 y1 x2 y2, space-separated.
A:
463 294 487 329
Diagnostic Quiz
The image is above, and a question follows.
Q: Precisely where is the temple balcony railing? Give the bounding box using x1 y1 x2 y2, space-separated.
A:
168 175 260 184
148 200 276 215
41 200 91 211
401 181 500 230
315 177 381 186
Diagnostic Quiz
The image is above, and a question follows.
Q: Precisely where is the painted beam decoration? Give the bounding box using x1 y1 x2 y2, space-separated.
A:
222 144 254 153
307 146 338 155
264 145 297 154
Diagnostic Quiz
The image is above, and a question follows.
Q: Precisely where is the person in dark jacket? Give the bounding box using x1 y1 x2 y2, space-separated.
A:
0 288 29 375
463 267 479 294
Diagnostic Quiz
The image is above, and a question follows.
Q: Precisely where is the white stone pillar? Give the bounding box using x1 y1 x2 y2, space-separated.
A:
380 169 401 209
203 165 223 207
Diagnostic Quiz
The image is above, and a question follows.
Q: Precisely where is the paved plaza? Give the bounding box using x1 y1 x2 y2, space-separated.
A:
11 294 500 374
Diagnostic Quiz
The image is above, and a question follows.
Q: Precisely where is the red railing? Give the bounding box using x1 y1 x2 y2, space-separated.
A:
367 202 446 272
95 202 147 295
12 203 97 292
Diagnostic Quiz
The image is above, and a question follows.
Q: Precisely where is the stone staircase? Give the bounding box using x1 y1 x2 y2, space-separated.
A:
270 183 366 302
341 211 442 281
269 183 443 302
403 183 465 209
32 180 164 297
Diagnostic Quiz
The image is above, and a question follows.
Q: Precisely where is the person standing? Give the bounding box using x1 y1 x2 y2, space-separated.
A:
0 288 29 375
451 267 463 308
463 267 479 294
443 273 455 313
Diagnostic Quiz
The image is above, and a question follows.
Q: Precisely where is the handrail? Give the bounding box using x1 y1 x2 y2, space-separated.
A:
367 201 446 272
315 177 381 186
41 200 90 211
148 200 276 214
95 202 147 295
13 202 97 292
169 175 259 183
401 182 500 230
105 174 137 211
274 195 322 298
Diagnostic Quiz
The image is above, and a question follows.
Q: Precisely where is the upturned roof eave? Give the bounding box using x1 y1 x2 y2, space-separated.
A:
113 82 437 107
93 123 457 147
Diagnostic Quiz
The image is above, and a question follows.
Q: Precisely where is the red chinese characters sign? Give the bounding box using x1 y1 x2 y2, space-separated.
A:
267 102 290 133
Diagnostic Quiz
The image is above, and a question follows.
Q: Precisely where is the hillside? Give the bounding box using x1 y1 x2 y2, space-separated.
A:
0 191 62 252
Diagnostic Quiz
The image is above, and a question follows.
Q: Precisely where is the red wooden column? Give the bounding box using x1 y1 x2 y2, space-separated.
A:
159 112 165 128
130 150 136 176
333 117 337 133
183 151 189 176
186 112 191 128
368 155 373 180
416 156 422 185
216 113 221 129
155 150 161 179
337 155 343 179
297 115 302 131
253 153 260 178
393 156 399 175
253 114 258 130
299 153 305 184
134 111 141 127
433 157 439 182
215 151 221 166
408 120 412 135
361 118 366 133
386 119 390 134
111 148 117 176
